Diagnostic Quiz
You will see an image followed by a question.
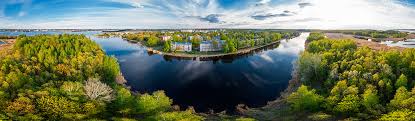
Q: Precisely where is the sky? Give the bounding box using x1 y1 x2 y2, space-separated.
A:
0 0 415 29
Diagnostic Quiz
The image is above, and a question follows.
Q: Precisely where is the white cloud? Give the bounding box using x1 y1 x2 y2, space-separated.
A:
1 0 415 29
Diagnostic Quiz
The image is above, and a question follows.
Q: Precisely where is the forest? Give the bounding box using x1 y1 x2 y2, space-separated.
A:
286 32 415 120
0 34 207 121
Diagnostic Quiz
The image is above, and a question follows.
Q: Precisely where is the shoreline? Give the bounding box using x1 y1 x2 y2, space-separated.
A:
146 40 283 60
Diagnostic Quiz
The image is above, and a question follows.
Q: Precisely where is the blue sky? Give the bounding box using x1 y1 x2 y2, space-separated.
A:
1 0 415 29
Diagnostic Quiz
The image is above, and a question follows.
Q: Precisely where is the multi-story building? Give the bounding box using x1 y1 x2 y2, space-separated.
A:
199 40 225 52
171 42 192 52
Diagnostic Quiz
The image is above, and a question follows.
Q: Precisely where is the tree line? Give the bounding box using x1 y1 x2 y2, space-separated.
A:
342 30 409 38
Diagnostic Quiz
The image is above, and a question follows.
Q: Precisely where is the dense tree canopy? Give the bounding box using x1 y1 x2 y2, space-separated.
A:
0 34 202 120
290 34 415 120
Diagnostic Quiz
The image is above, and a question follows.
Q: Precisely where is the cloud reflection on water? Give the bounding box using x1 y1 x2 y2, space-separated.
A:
100 32 310 112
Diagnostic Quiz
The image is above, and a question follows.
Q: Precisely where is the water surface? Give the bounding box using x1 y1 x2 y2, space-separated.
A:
93 33 309 112
0 31 309 112
381 39 415 48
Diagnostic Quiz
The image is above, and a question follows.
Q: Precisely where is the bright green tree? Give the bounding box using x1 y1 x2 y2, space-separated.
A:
134 91 172 115
395 74 408 89
146 36 159 47
287 85 324 111
163 40 172 52
379 109 415 121
154 108 204 121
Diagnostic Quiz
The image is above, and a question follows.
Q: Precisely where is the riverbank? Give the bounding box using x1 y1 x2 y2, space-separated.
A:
146 40 282 60
233 63 303 121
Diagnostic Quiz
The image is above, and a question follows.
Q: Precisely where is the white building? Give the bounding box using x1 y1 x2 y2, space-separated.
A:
171 42 192 52
199 40 225 52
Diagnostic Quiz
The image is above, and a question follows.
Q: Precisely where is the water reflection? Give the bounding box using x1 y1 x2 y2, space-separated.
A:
95 33 309 112
0 31 310 113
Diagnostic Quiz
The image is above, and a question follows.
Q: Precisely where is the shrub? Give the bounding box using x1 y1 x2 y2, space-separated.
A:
154 108 204 121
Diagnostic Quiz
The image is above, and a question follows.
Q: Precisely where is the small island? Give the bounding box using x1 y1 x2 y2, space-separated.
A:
98 30 300 58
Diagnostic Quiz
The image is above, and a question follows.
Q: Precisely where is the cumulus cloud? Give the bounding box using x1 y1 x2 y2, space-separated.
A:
1 0 415 29
251 10 297 20
187 14 222 23
201 14 221 23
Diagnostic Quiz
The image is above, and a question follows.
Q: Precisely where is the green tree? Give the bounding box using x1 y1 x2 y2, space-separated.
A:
134 91 172 115
297 52 325 85
5 97 35 117
36 96 81 120
306 32 325 42
113 87 134 115
146 36 159 47
379 109 415 121
163 40 172 52
388 87 415 111
395 74 408 89
154 108 204 121
271 33 282 41
223 44 229 53
361 85 382 115
172 35 182 42
60 81 85 101
191 36 201 48
287 85 324 111
333 85 361 115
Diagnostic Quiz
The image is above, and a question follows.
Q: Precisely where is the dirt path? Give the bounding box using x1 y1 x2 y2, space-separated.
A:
325 33 405 51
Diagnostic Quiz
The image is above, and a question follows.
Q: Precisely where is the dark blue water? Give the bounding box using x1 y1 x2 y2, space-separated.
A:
0 31 309 112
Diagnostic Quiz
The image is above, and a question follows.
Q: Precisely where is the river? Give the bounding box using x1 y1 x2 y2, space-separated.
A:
0 31 309 112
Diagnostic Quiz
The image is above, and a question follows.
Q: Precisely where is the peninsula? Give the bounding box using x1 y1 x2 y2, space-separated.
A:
98 30 300 58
